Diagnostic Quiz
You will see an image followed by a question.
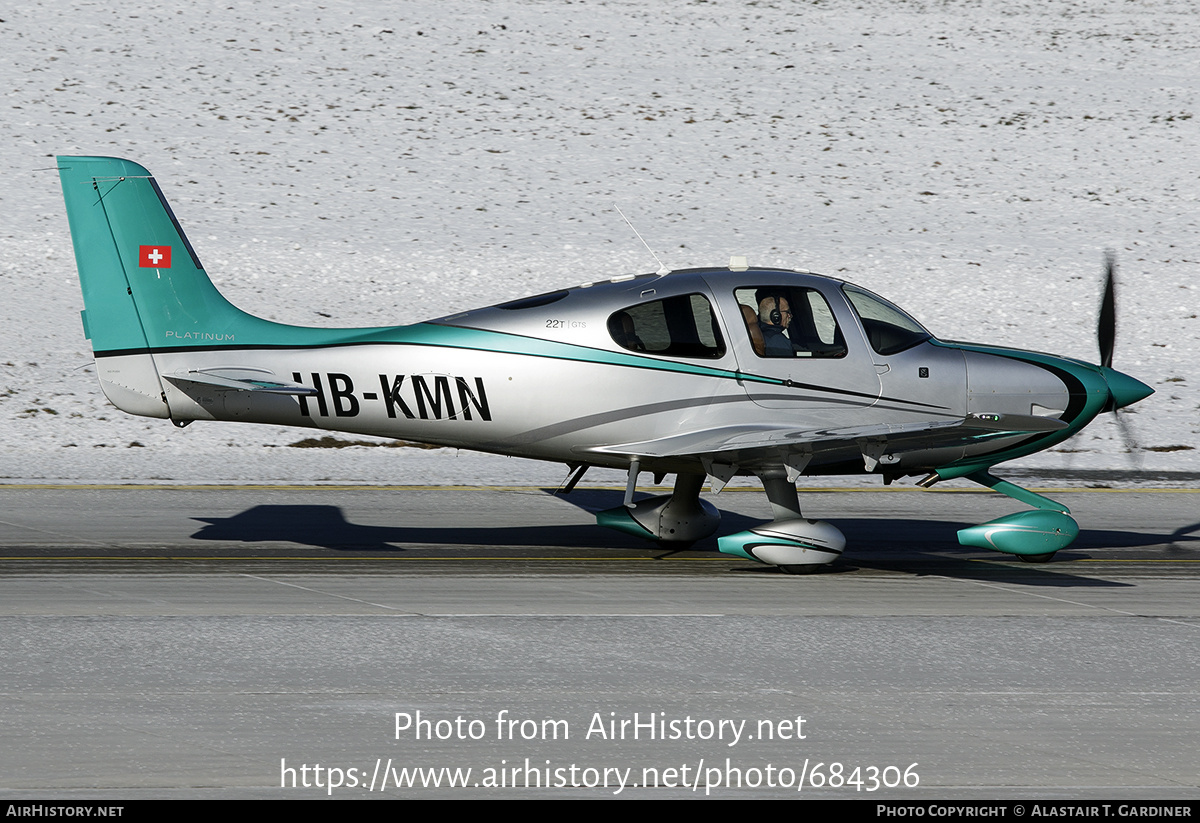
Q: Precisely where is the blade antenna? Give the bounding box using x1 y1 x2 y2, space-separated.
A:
614 204 670 276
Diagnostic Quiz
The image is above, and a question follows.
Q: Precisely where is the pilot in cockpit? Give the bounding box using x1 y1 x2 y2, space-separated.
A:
755 290 794 357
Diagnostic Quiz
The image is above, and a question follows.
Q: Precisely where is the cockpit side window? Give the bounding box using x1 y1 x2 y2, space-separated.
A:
734 287 847 359
607 293 725 358
842 285 931 355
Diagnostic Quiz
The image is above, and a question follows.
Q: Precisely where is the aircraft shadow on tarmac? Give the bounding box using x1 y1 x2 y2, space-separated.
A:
190 503 643 552
183 488 1196 587
1163 519 1200 554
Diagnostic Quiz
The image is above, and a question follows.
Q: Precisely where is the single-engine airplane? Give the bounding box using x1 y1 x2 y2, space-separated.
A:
57 156 1153 572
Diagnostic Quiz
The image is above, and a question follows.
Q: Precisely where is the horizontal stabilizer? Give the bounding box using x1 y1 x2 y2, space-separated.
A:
164 368 318 395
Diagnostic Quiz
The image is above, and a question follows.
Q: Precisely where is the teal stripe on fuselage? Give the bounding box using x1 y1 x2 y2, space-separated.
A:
100 320 765 383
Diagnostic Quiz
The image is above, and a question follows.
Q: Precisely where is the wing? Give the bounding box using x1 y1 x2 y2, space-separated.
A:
582 413 1067 482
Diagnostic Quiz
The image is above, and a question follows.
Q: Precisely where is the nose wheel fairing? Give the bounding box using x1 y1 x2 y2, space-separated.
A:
957 509 1079 556
953 470 1078 559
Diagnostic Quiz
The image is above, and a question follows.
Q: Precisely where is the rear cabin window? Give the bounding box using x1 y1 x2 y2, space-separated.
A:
608 293 725 358
734 287 847 358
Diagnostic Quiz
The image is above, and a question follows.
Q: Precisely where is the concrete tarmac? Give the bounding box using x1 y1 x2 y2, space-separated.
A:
0 484 1197 799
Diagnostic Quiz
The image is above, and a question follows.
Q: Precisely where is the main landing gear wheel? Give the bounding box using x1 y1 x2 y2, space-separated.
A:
656 539 696 551
1019 551 1057 564
717 469 845 573
778 564 825 576
596 472 721 544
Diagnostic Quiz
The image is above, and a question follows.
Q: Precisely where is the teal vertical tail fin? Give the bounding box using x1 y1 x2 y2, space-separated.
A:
58 156 269 416
57 156 259 355
58 156 398 419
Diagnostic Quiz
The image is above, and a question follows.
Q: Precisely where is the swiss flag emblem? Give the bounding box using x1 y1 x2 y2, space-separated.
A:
139 245 172 268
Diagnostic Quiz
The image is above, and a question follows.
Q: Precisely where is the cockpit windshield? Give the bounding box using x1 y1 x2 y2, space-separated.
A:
842 285 931 355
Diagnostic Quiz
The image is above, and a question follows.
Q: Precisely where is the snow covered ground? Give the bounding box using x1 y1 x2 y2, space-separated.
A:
1 0 1196 486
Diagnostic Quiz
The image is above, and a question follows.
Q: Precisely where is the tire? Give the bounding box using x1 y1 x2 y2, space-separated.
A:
778 564 823 575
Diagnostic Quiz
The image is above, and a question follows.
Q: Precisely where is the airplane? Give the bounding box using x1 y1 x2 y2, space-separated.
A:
56 155 1154 573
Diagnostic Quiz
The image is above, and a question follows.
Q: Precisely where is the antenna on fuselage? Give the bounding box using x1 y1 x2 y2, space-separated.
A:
614 204 671 276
